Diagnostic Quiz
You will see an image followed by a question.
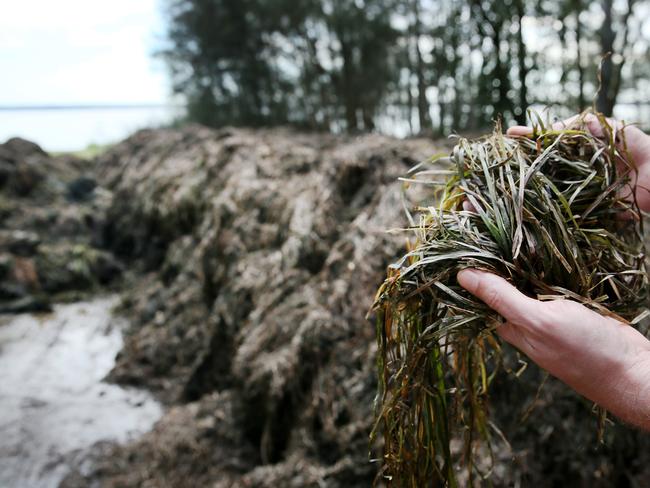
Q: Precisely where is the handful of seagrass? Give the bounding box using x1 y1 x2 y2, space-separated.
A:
371 114 648 486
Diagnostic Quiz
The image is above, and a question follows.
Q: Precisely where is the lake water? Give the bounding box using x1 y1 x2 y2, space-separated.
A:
3 104 649 155
0 297 163 488
0 107 179 153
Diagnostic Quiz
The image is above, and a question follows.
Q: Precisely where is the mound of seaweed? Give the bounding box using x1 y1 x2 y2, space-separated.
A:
63 126 650 487
0 137 120 313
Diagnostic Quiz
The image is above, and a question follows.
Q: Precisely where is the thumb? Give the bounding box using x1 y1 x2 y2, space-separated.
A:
457 269 540 326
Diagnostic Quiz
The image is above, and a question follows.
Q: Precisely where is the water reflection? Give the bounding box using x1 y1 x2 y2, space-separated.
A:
0 297 162 488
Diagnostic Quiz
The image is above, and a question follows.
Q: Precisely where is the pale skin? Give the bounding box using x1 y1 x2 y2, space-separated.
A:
458 114 650 430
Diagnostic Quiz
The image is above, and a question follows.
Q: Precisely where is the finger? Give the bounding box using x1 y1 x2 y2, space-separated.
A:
508 114 618 138
551 114 582 131
582 113 617 139
580 115 650 213
636 165 650 211
615 123 650 174
462 200 476 212
457 269 541 327
506 125 532 136
506 114 582 137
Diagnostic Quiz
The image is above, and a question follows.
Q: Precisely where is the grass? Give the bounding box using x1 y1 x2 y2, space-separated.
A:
52 142 113 160
371 112 649 486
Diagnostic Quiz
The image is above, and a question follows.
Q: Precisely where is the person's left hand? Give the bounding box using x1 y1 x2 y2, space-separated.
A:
457 268 650 430
508 114 650 213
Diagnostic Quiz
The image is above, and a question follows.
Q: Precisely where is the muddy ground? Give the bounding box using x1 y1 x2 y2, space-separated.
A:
0 298 161 488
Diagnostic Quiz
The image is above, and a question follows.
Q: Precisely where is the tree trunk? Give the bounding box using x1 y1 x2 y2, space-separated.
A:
596 0 615 115
339 38 359 132
576 7 586 111
404 29 415 134
515 0 528 125
449 8 462 129
609 0 635 110
362 106 375 131
406 72 415 135
492 26 509 118
412 0 431 133
452 72 462 129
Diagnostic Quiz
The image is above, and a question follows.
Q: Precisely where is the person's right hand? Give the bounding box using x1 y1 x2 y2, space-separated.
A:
508 113 650 212
457 269 650 431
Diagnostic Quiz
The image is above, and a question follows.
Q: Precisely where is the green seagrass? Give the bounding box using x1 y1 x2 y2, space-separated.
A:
371 113 649 486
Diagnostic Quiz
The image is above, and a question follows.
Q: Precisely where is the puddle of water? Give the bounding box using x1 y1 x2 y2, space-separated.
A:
0 296 163 488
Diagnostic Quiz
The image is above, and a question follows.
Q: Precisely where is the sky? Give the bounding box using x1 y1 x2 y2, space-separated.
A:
0 0 169 105
0 0 175 150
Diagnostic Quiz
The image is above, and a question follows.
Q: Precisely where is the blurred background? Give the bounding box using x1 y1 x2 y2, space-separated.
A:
3 1 650 488
3 0 650 152
0 0 173 152
156 0 650 134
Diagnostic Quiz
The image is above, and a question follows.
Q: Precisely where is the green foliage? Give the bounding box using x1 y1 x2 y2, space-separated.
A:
372 113 648 485
161 0 479 132
161 0 399 131
161 0 645 133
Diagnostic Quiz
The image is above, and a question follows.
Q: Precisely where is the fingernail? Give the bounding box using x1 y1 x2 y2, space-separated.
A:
457 269 479 292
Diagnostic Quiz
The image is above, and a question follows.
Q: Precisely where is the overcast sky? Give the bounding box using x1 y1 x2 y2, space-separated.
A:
0 0 169 105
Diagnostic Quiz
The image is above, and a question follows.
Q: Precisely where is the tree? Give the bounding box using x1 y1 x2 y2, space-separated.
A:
161 0 650 135
162 0 399 132
410 0 432 132
162 0 293 126
319 0 399 132
596 0 635 115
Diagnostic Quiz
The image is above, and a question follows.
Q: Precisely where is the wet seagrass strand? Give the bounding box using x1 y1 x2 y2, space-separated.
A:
371 115 649 486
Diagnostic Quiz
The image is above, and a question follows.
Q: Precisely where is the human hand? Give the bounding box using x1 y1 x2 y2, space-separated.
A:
508 113 650 213
457 268 650 430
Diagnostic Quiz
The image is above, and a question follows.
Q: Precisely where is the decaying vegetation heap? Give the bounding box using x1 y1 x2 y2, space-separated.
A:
373 115 649 486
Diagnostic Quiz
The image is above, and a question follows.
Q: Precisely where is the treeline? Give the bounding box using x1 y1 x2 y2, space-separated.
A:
161 0 650 135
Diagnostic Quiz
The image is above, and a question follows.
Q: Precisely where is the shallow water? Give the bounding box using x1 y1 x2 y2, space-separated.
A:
0 297 162 488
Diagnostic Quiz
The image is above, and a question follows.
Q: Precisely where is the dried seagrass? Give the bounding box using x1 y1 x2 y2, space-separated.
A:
371 114 649 486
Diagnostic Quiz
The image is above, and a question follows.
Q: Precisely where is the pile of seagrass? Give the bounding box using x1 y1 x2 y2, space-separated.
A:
371 113 649 486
